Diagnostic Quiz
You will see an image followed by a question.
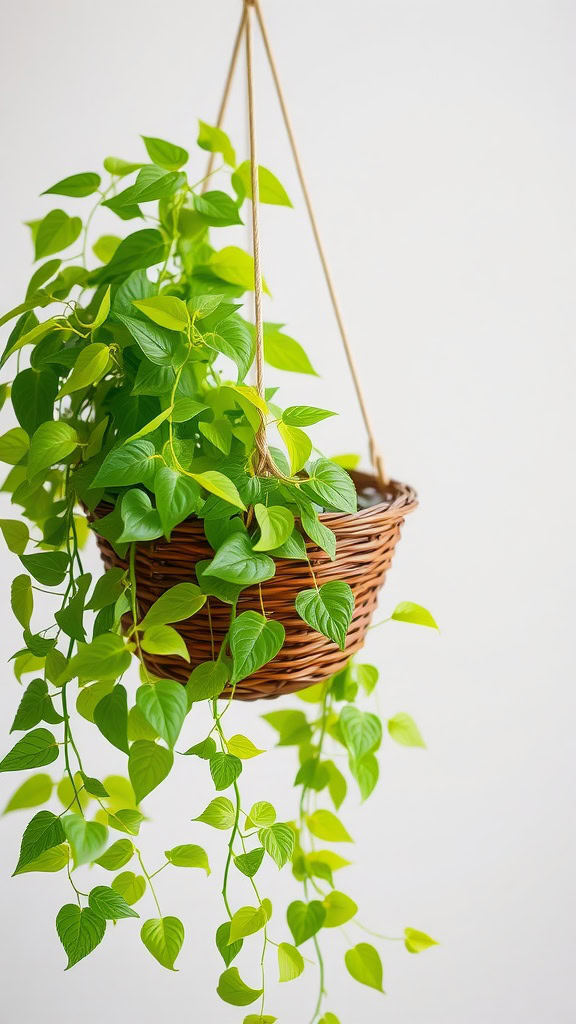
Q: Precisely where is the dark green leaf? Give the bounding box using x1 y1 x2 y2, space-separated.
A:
128 741 173 802
94 685 129 753
11 367 57 436
286 900 326 946
136 682 187 748
204 534 275 587
56 904 106 970
295 582 354 650
19 551 69 587
229 611 285 684
89 885 139 920
234 847 265 878
0 729 59 772
13 810 65 874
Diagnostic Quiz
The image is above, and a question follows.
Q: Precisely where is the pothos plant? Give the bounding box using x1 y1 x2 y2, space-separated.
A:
0 123 438 1023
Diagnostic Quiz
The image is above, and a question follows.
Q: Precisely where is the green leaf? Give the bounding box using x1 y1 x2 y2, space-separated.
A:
153 467 201 539
89 885 139 920
10 679 50 732
217 968 263 1007
103 156 145 176
43 172 101 198
27 422 77 479
56 904 106 970
278 941 304 982
216 922 243 967
350 752 379 801
227 735 264 759
117 490 163 543
79 772 109 798
17 843 69 874
19 551 69 588
387 713 426 748
204 534 275 588
141 135 188 170
54 572 91 643
165 845 210 874
3 773 52 814
404 927 439 953
209 246 266 293
136 681 187 748
57 343 110 399
128 741 173 803
253 504 294 551
259 823 295 868
186 660 229 702
234 847 265 878
141 625 190 662
295 582 354 650
263 323 317 375
94 839 134 871
0 729 59 772
319 1014 341 1024
229 904 268 943
203 317 254 383
193 469 246 509
104 167 185 212
13 810 65 874
92 229 166 283
307 810 353 843
93 235 121 263
262 709 312 747
339 706 382 761
183 736 217 759
0 519 29 556
116 312 186 366
194 190 243 226
356 663 379 694
344 943 384 992
197 120 236 167
247 801 276 827
86 568 126 611
0 426 29 465
68 634 132 683
93 684 129 753
233 162 292 206
244 1017 277 1024
108 808 144 836
322 890 358 928
92 439 157 489
277 421 311 474
11 575 33 629
209 752 242 791
132 295 189 331
229 611 285 684
391 601 439 629
139 582 206 629
35 210 82 260
199 418 233 454
62 815 108 867
282 405 336 427
11 366 58 437
286 900 326 946
141 916 184 970
112 871 146 905
194 796 235 829
302 459 357 514
326 761 348 809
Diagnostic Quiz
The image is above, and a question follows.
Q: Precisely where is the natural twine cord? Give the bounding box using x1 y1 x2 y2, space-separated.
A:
205 0 389 488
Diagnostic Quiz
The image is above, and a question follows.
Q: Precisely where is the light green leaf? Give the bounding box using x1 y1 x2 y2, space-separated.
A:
19 551 69 587
263 323 317 375
307 810 353 843
17 843 69 874
197 120 236 167
56 344 110 400
28 422 78 479
0 519 29 555
165 845 210 874
227 735 264 760
94 839 134 871
194 796 235 830
13 810 65 874
62 815 108 867
91 439 157 489
233 162 292 206
186 660 229 702
56 904 106 970
262 709 312 747
209 246 268 293
278 942 304 982
247 801 276 828
339 706 382 761
278 421 312 474
210 752 242 791
92 286 112 331
76 680 115 724
229 905 268 943
93 235 121 263
216 921 243 966
3 773 53 814
344 943 384 992
141 625 190 662
136 681 188 748
89 885 139 920
295 581 354 650
192 470 245 510
404 927 439 953
103 156 145 176
139 582 205 629
322 890 358 928
391 601 438 630
194 190 243 226
286 900 326 946
107 808 144 836
259 823 295 868
387 713 426 748
217 968 263 1007
350 751 379 801
0 427 29 465
35 210 82 260
11 574 33 629
68 634 131 685
234 848 265 878
0 729 59 772
128 741 173 803
229 611 285 684
282 405 336 427
43 172 101 198
132 295 189 331
112 871 147 905
141 916 185 970
253 504 294 551
356 663 379 694
198 418 233 454
141 135 188 170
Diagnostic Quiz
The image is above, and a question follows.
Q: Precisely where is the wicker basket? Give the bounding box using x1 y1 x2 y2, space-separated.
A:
90 472 417 701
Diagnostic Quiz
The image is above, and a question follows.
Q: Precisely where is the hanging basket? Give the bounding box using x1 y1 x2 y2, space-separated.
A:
89 473 416 701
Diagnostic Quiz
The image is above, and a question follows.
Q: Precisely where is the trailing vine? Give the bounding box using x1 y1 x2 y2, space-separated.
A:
0 123 438 1021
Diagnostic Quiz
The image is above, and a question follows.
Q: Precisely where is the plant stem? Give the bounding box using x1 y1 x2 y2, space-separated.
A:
136 849 163 917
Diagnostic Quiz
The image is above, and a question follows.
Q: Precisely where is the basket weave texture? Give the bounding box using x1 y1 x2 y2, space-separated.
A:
89 473 417 701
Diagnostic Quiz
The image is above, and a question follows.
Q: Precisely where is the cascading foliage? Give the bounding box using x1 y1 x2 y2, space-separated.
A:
0 123 438 1022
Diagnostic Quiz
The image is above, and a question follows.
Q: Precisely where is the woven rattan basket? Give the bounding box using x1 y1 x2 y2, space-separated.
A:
89 472 417 701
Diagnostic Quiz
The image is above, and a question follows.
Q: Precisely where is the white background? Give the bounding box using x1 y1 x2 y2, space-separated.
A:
0 0 575 1021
